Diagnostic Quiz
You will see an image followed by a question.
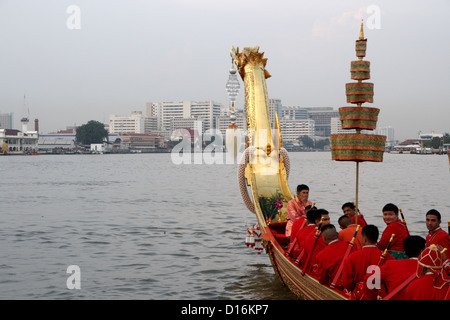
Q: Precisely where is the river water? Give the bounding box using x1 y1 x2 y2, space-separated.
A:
0 152 449 300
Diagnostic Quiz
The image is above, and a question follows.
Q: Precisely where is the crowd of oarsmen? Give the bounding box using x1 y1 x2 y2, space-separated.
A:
285 184 450 300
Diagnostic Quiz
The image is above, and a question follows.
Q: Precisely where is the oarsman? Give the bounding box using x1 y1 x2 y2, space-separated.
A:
342 225 394 300
341 202 367 227
299 209 330 268
290 205 316 240
285 184 312 240
404 244 450 300
425 209 450 253
314 224 356 289
291 208 318 258
378 236 426 300
338 215 363 251
377 203 409 259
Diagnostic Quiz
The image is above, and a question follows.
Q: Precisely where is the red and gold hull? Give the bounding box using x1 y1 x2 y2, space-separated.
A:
261 226 347 300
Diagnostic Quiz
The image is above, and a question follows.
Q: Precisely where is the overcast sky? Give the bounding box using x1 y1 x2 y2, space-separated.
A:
1 0 449 140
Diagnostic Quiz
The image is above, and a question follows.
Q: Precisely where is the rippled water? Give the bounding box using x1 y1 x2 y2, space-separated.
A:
0 152 448 299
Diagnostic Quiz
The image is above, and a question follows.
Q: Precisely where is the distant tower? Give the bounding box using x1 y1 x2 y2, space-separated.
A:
21 94 30 133
21 116 29 133
35 119 39 132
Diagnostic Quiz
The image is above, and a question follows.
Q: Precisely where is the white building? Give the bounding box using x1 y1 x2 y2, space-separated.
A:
282 106 308 120
109 111 145 134
375 126 395 146
280 119 315 142
0 129 39 154
330 117 356 135
149 100 222 132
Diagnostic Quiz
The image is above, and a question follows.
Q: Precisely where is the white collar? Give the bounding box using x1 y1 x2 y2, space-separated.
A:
429 226 442 234
328 239 339 245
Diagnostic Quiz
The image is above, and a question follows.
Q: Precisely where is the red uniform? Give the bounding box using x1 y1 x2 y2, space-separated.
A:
292 224 315 258
290 216 306 240
342 245 394 296
377 220 409 252
300 229 326 268
351 214 367 228
426 227 450 253
380 258 418 300
405 273 450 300
315 239 356 287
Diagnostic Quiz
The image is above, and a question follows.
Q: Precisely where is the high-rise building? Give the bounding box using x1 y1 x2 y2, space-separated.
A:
306 107 339 137
0 112 13 130
150 100 222 132
109 111 145 134
268 99 282 127
282 106 308 120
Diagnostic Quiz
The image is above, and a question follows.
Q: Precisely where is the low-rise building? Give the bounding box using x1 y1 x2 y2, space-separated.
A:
120 133 165 151
0 128 39 154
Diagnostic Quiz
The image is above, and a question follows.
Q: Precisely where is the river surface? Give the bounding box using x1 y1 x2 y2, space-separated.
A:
0 152 449 299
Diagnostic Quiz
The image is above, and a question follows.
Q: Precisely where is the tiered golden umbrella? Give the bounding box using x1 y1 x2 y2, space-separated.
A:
330 21 386 222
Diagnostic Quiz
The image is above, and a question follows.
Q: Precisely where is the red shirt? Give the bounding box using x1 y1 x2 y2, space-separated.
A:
342 245 394 292
290 216 306 240
405 273 450 300
291 224 316 258
315 240 356 287
377 220 409 252
351 214 367 228
426 227 450 253
295 224 316 249
380 258 418 300
300 229 326 268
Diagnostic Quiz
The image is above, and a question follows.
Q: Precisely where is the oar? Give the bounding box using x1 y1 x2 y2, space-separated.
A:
377 234 395 266
301 217 324 276
330 225 360 289
399 208 410 236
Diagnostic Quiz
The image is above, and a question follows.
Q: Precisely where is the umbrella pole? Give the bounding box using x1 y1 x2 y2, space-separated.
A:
355 161 359 226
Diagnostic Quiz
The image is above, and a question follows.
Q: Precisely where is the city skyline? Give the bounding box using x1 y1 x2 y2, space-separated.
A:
1 0 449 141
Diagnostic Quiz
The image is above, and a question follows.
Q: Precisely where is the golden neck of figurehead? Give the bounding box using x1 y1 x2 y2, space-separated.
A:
231 46 277 153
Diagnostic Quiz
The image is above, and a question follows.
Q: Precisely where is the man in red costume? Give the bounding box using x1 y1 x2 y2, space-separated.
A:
425 209 450 253
379 235 426 300
314 224 356 289
342 224 394 300
297 209 330 267
285 184 312 240
342 202 367 228
405 244 450 300
290 205 315 240
377 203 409 259
290 208 317 259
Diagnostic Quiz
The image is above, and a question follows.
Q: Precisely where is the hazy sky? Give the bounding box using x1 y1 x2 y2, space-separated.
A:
1 0 449 140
